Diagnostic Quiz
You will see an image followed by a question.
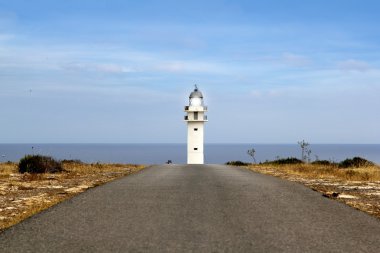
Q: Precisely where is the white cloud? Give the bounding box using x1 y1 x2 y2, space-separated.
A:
250 89 284 98
0 33 14 41
154 60 221 73
282 53 311 67
338 59 371 72
250 90 262 98
94 63 136 73
62 62 136 73
155 61 186 72
0 42 226 76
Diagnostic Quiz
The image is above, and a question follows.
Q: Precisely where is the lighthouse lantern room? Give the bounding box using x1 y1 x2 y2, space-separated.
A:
184 85 208 164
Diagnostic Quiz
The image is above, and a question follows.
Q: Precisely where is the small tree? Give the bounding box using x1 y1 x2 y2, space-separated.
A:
297 140 312 163
247 148 256 164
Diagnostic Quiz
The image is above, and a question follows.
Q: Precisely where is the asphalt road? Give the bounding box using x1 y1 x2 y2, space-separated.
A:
1 164 380 252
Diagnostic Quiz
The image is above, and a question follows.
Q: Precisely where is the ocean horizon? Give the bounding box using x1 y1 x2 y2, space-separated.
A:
1 143 379 165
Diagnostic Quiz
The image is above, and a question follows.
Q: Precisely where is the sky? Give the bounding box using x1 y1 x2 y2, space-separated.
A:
0 0 379 144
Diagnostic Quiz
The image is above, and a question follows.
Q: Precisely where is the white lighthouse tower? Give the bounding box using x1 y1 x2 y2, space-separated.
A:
184 85 208 164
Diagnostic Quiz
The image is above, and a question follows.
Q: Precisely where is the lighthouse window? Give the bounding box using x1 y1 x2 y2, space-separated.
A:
194 128 198 131
194 112 198 120
194 148 198 150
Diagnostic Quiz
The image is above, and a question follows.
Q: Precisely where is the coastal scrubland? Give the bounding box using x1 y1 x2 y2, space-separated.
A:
2 154 380 232
234 158 380 219
0 160 144 232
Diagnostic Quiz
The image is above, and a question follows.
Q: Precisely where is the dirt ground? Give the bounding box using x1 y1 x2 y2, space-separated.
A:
0 162 145 232
248 164 380 219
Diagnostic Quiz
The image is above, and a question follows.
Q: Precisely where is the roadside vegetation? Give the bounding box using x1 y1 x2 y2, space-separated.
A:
226 156 380 181
0 156 145 232
19 155 64 174
226 157 380 218
252 158 379 180
226 141 380 219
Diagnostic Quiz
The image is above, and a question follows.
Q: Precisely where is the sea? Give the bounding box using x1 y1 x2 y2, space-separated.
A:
0 144 379 165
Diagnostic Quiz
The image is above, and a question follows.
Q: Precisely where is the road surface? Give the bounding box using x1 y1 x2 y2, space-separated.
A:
1 164 380 252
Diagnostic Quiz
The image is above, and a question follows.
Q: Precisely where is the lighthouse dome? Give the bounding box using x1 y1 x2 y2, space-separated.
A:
189 85 204 106
189 86 203 99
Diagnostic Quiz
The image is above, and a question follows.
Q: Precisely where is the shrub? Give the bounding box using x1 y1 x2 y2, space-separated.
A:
225 161 249 166
264 157 303 165
61 159 83 164
19 155 63 174
311 160 335 166
339 157 374 168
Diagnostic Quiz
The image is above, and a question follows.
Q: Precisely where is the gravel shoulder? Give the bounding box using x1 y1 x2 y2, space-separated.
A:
248 164 380 219
0 162 144 232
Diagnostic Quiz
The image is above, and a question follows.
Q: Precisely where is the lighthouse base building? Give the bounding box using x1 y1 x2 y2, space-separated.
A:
184 86 207 164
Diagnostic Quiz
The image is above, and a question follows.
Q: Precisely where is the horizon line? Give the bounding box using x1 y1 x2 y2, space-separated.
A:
1 143 379 145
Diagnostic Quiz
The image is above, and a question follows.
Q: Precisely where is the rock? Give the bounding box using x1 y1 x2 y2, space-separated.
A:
65 187 83 193
38 185 64 189
323 192 340 198
337 194 358 199
366 192 380 196
78 185 91 189
24 200 36 206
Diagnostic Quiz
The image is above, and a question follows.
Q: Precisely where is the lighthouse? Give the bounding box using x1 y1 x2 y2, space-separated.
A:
184 85 208 164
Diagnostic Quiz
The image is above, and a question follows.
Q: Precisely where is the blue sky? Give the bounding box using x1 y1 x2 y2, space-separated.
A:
0 0 379 143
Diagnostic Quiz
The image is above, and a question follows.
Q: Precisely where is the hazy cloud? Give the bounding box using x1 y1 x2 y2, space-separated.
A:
0 33 14 41
62 62 136 74
282 53 311 67
338 59 371 72
154 60 220 73
250 89 283 98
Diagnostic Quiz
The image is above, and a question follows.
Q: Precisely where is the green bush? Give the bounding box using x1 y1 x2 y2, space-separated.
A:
311 160 335 166
225 161 249 166
19 155 63 174
264 157 303 165
339 157 374 168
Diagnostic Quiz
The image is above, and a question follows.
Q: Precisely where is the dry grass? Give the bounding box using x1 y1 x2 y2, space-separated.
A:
0 197 63 232
247 163 380 218
0 162 145 232
63 162 142 174
0 163 18 178
250 163 380 182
